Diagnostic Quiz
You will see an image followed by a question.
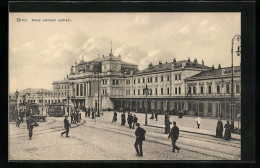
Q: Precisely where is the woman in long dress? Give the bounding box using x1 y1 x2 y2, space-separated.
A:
224 120 231 140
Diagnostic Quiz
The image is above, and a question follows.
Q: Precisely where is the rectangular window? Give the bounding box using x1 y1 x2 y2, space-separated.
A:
138 89 140 95
193 86 196 94
175 75 178 80
179 87 181 94
134 79 136 84
201 86 204 94
155 77 158 82
175 87 177 94
161 88 163 95
134 89 135 95
155 88 157 95
161 76 164 82
143 78 145 83
167 88 170 95
138 79 140 84
167 76 170 81
150 89 152 95
76 84 79 96
147 77 149 83
84 83 86 95
179 74 181 80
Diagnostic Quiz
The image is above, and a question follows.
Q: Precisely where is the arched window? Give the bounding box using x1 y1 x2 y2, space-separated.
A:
188 86 191 94
226 84 230 93
208 85 212 94
193 86 196 94
201 86 204 94
217 85 220 94
179 87 181 94
236 83 240 93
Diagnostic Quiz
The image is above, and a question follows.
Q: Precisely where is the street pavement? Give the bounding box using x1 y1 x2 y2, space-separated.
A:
9 112 240 160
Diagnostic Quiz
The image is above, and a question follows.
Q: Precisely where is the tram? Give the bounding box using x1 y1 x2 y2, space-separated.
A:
47 103 65 117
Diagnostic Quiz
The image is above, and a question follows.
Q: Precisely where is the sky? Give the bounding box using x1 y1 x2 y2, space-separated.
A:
9 12 241 93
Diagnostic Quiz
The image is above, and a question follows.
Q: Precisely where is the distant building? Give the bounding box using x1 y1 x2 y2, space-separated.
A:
53 50 241 120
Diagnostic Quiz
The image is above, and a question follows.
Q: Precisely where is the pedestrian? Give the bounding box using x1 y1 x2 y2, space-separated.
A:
150 111 154 119
164 112 168 124
61 116 71 137
195 116 201 129
224 120 232 141
134 123 146 157
70 111 74 124
27 116 38 140
168 122 180 153
92 109 95 119
112 111 117 122
155 111 158 121
16 115 21 128
20 111 24 123
133 115 138 129
128 113 133 129
165 117 171 134
216 117 224 138
121 112 126 125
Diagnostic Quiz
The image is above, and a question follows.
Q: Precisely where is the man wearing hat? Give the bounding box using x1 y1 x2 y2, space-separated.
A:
168 121 180 153
61 115 71 137
134 123 146 157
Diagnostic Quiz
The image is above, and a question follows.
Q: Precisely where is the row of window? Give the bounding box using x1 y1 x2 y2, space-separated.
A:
133 74 181 84
187 83 240 95
55 84 69 90
21 99 61 104
130 87 182 96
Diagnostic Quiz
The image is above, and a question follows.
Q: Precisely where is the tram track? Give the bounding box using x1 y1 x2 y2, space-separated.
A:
83 119 240 160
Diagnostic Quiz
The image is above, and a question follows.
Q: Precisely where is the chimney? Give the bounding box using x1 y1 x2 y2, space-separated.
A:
194 58 198 64
159 61 162 65
212 65 215 70
202 59 204 66
173 58 176 64
218 64 221 69
148 62 153 68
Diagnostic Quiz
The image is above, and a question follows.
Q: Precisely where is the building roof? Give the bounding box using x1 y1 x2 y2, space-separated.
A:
135 60 209 75
185 66 241 81
19 88 53 94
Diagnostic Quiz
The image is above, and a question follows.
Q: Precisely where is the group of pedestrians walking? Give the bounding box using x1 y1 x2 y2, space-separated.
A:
150 111 158 121
70 110 81 124
216 118 232 141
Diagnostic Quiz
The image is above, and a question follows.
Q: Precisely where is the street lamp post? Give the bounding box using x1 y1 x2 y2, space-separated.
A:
67 93 70 116
97 72 100 117
231 34 241 132
143 84 150 125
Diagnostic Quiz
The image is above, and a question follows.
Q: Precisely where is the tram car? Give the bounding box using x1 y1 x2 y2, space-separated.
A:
19 102 40 117
47 103 65 117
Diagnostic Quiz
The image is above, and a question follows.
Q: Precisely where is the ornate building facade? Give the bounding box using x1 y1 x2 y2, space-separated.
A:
52 50 241 119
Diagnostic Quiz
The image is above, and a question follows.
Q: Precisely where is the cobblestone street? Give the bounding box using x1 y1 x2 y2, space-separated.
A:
9 112 240 160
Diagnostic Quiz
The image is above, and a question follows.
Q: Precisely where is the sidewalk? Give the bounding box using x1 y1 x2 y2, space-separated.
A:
102 111 241 140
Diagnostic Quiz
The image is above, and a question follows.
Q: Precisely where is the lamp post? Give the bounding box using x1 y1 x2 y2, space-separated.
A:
143 84 150 125
97 72 100 117
231 34 241 132
57 84 60 103
67 93 70 116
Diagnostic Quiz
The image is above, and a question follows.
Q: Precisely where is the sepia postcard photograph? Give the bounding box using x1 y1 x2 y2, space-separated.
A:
8 11 243 161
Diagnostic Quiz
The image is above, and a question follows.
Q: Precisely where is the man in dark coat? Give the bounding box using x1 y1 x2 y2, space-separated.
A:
20 111 24 123
27 116 38 140
128 114 133 129
168 122 180 153
150 111 154 119
216 118 224 138
165 117 171 134
134 123 146 157
92 109 95 119
165 112 168 125
224 120 231 140
121 112 126 125
133 115 138 129
112 111 117 122
61 116 71 137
